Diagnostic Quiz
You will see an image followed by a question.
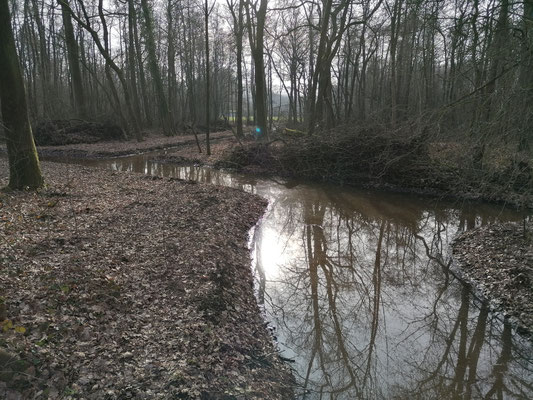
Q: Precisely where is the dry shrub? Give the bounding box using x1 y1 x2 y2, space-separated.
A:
220 121 532 207
34 120 125 146
222 122 430 187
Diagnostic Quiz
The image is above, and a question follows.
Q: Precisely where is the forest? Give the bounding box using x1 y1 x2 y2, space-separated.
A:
0 0 531 200
1 0 533 398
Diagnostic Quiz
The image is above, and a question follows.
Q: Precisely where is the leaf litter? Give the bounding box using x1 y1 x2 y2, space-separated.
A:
453 220 533 338
0 159 294 399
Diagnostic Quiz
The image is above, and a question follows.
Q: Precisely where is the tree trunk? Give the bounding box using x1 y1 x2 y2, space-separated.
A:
0 0 43 189
132 2 153 127
127 0 143 125
204 0 211 155
60 0 87 119
140 0 173 135
227 0 244 138
167 0 177 123
31 0 50 117
519 0 533 151
246 0 268 139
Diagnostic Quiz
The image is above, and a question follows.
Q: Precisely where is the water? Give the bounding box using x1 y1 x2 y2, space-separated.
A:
50 153 533 399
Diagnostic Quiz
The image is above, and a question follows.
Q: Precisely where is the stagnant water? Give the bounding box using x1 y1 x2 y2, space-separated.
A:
51 153 533 399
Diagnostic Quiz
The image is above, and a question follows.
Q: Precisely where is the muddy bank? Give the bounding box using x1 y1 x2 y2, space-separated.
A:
452 220 533 337
0 159 293 399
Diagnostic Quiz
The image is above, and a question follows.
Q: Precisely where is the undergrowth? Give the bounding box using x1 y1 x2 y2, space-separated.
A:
218 123 533 209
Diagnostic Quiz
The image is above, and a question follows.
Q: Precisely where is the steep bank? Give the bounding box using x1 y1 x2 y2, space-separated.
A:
0 159 293 399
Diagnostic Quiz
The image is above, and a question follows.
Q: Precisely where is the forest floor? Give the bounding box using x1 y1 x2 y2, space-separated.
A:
2 129 532 399
0 131 233 160
452 221 533 338
0 159 294 399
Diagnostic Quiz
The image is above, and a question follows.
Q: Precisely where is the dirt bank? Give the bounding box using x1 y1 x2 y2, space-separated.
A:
452 220 533 338
0 159 293 399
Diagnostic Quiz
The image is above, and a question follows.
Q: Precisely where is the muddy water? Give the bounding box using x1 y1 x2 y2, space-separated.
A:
51 154 533 399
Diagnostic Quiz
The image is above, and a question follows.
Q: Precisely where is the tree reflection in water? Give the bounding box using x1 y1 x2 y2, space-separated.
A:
253 189 533 400
54 156 533 399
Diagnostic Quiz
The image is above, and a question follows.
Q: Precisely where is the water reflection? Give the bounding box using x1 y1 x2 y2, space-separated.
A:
254 187 532 399
49 154 533 399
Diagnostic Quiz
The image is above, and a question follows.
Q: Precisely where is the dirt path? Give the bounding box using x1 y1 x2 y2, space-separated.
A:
0 159 293 399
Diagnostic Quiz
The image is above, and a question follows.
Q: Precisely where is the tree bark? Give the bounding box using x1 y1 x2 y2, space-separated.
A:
246 0 268 139
131 1 153 127
204 0 211 155
60 0 86 119
519 0 533 151
127 0 143 125
227 0 245 138
0 0 43 189
140 0 173 135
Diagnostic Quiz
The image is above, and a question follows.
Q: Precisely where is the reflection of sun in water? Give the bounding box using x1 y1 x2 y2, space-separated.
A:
255 224 291 281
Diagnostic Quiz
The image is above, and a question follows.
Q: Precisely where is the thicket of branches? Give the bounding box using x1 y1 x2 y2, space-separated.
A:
3 0 533 165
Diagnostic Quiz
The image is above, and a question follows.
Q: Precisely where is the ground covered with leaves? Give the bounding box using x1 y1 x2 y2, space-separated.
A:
150 136 242 167
452 220 533 337
0 131 232 160
0 159 293 399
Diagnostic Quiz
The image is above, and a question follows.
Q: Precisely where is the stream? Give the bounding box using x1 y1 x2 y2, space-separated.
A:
50 153 533 399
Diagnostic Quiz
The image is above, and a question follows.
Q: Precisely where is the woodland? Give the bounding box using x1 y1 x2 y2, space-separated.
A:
0 0 533 398
0 0 531 201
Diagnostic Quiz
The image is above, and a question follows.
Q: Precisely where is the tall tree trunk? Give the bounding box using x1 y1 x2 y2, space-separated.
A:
140 0 173 135
127 0 143 124
244 60 251 125
132 2 152 127
167 0 177 122
246 0 268 139
60 0 86 119
389 0 403 127
519 0 533 151
0 0 43 189
235 1 244 137
31 0 50 117
227 0 244 137
204 0 211 155
307 0 333 133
